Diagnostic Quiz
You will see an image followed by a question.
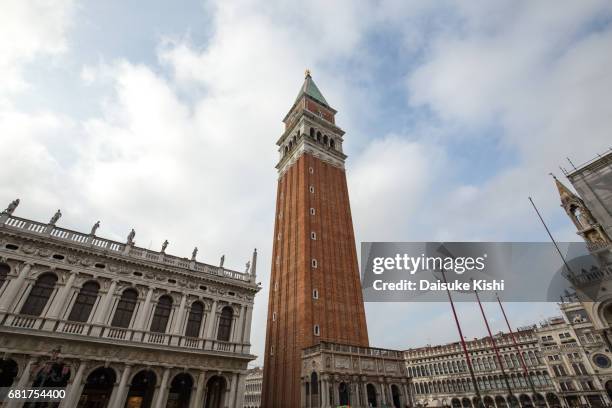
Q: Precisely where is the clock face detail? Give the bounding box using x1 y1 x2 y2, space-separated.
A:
593 353 611 368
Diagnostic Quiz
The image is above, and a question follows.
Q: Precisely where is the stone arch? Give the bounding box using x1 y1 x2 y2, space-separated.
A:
80 366 116 406
0 262 10 287
205 375 227 408
111 288 138 328
20 272 58 316
483 396 495 408
519 394 533 408
495 396 508 408
126 369 157 408
391 384 401 408
338 382 349 405
366 383 378 407
546 393 561 408
452 398 462 408
0 359 18 387
462 397 473 408
310 372 319 407
167 372 194 408
533 393 546 408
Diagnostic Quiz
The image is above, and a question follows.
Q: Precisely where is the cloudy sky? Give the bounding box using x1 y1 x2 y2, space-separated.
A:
2 0 611 365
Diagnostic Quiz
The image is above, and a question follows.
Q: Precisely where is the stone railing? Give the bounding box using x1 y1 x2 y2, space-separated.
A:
1 215 252 283
304 341 404 360
0 312 250 355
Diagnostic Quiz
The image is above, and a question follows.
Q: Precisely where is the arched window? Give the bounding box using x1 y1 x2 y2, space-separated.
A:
330 139 335 149
150 295 173 333
0 263 9 286
316 131 321 142
111 289 138 328
20 273 57 316
323 135 329 145
310 128 314 137
217 306 233 341
68 281 100 322
185 301 203 337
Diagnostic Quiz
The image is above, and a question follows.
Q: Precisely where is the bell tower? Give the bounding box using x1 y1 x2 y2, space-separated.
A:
261 71 369 408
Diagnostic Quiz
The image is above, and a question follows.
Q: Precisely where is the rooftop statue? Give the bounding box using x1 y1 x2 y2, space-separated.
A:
3 198 20 215
49 209 62 225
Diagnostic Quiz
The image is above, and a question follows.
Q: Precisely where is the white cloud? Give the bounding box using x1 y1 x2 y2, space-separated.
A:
0 0 75 93
2 0 611 365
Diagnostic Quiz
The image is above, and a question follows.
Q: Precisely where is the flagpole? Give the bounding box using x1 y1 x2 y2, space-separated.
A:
495 293 538 397
473 283 514 400
441 269 483 406
528 196 574 278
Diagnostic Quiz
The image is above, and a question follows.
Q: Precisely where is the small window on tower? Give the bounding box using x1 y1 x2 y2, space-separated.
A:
314 324 320 336
311 232 316 240
313 289 319 299
274 282 278 291
309 186 315 193
311 259 318 268
272 312 276 321
276 255 280 265
309 167 314 174
310 208 315 215
277 232 281 241
271 345 275 355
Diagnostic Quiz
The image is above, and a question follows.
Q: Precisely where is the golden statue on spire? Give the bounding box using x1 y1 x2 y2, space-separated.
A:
305 69 311 78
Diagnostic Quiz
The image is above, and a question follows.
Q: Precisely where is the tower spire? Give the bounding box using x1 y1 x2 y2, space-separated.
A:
551 173 579 205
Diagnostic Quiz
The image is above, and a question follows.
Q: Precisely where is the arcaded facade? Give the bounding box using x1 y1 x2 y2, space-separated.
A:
301 342 412 408
405 302 610 408
0 205 259 408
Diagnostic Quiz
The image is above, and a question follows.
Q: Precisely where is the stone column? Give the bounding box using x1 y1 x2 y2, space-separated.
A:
321 379 328 408
172 294 188 335
204 300 218 345
60 360 87 407
235 374 246 408
363 383 369 408
243 305 253 343
403 383 411 408
135 287 154 331
381 382 387 405
6 358 36 408
43 271 77 330
109 364 132 408
153 367 171 408
93 279 117 324
227 373 238 408
233 305 244 343
190 370 206 408
0 262 32 313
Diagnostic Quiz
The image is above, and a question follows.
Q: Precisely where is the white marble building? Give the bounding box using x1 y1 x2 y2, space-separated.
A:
0 202 260 408
243 367 262 408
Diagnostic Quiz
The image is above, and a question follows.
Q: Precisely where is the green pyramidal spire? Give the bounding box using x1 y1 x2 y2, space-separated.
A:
294 69 329 107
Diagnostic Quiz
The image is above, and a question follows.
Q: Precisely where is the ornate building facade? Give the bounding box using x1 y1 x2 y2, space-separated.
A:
0 204 259 408
552 150 612 400
262 71 372 407
301 342 412 408
405 302 610 408
243 367 262 408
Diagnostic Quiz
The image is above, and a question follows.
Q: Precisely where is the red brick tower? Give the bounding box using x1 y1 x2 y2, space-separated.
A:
261 71 369 407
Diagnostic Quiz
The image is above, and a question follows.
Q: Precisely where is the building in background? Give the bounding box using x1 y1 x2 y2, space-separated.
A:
553 150 612 401
0 204 259 408
302 341 411 408
262 72 410 408
243 367 263 408
405 301 610 408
